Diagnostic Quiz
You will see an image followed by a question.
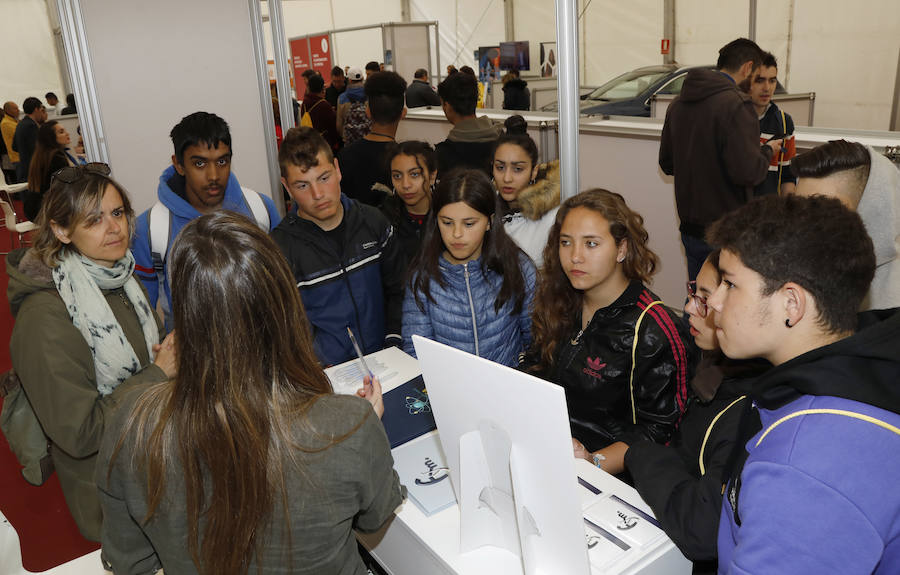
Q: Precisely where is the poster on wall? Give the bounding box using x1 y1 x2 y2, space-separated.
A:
309 34 333 84
477 46 501 84
289 37 311 100
540 42 557 78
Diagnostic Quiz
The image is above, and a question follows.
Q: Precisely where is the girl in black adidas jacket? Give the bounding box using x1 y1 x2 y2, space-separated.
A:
526 189 691 475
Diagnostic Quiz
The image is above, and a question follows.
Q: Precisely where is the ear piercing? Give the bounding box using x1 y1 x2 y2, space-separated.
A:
785 318 793 328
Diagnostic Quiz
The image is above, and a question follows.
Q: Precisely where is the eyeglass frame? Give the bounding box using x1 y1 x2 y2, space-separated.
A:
686 280 709 318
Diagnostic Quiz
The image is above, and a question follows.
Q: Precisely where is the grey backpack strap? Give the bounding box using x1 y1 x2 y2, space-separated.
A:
148 201 173 324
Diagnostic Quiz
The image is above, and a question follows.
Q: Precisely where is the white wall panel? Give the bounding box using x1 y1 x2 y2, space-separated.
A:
76 0 274 214
411 0 504 72
580 0 664 85
674 0 749 67
0 0 65 107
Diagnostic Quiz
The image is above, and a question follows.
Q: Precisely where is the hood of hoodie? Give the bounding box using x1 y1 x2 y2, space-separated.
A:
857 147 900 309
6 248 55 317
448 116 503 144
678 68 747 104
343 84 366 102
752 308 900 414
157 164 244 221
516 159 560 220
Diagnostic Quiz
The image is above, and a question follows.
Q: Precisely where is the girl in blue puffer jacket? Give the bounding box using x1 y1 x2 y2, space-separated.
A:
402 169 536 367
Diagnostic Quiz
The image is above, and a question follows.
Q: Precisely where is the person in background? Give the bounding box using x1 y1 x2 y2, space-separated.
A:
446 65 459 76
623 250 765 573
381 140 437 272
300 74 340 153
707 194 899 575
791 138 900 311
337 71 407 206
98 212 402 574
337 67 371 146
406 68 441 108
459 65 485 108
325 66 346 108
2 101 21 177
272 127 405 367
12 96 47 183
60 93 77 115
402 169 536 368
748 52 796 197
501 69 530 111
492 115 559 265
45 92 60 116
365 61 380 79
435 72 502 176
527 189 690 475
25 120 78 220
8 165 173 541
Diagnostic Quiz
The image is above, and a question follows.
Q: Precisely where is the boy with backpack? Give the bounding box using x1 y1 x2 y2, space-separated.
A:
337 67 372 145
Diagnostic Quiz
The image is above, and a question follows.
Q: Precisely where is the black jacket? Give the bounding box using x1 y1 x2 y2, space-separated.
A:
624 353 764 565
270 195 405 366
659 68 772 237
379 193 426 274
502 79 530 111
406 79 441 108
531 281 692 450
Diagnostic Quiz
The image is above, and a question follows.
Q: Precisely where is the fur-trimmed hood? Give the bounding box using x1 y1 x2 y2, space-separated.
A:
517 159 561 221
6 248 55 316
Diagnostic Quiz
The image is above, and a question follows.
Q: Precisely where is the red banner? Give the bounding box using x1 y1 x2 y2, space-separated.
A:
290 37 310 100
309 34 333 85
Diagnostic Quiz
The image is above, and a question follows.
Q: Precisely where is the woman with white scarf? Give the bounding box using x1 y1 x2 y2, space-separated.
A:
7 163 175 542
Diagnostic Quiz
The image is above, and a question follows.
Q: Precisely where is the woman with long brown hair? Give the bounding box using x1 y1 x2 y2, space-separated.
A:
97 211 402 574
526 189 690 475
25 120 79 220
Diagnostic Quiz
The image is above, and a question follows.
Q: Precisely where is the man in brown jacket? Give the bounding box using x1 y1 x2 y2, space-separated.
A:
659 38 782 281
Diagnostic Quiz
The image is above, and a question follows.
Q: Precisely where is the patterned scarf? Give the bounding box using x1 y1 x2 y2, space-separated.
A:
52 250 159 396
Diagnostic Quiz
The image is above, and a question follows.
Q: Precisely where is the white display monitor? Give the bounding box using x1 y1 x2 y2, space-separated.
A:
412 336 591 575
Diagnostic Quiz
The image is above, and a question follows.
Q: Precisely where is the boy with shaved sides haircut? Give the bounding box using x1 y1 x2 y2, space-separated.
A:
133 111 281 329
271 126 404 366
706 194 900 574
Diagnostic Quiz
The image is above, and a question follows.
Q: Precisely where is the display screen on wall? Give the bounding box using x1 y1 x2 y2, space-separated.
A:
499 41 529 71
477 46 501 83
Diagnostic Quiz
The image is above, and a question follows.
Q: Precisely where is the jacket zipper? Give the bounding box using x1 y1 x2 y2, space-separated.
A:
463 262 480 356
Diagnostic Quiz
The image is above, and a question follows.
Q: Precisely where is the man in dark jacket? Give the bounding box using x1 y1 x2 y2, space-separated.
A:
659 38 782 281
435 72 502 176
406 68 441 108
272 126 405 367
300 74 340 153
324 66 346 108
12 96 47 182
502 69 530 111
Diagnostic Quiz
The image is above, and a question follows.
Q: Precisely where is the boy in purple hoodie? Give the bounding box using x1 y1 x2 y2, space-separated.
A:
706 194 900 574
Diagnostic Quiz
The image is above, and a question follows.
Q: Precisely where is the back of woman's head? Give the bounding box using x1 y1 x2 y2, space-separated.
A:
413 169 527 312
544 188 658 285
169 211 329 402
32 168 134 266
27 120 63 193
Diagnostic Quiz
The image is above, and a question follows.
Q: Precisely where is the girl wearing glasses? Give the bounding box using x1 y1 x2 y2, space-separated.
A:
402 168 536 368
623 250 766 569
7 165 175 541
526 189 690 475
97 213 401 574
380 141 436 271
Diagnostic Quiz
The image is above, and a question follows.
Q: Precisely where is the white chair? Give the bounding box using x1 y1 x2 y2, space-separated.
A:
0 199 38 254
0 509 28 575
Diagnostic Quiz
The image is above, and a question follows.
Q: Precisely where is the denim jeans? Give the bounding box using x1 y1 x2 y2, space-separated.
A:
681 232 714 282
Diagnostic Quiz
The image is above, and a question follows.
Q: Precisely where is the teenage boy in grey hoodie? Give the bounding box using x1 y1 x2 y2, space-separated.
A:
436 72 502 177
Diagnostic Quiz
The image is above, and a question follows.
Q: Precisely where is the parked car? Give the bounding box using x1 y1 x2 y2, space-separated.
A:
541 64 785 117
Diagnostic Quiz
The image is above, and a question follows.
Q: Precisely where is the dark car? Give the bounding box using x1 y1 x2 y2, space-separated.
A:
541 63 783 117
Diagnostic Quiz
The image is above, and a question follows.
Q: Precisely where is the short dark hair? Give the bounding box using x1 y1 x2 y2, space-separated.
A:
278 126 333 176
793 139 870 180
438 72 478 117
331 66 344 77
414 68 428 80
307 74 325 93
717 38 763 73
707 194 875 334
365 71 407 124
459 65 476 76
301 69 317 80
65 93 75 107
23 97 43 115
365 61 380 72
760 52 778 70
170 112 232 164
45 92 58 101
